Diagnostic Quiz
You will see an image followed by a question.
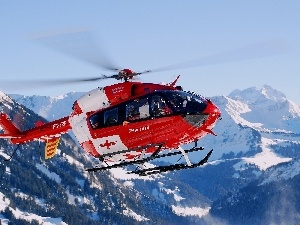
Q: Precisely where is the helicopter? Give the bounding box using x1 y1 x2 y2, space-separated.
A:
0 69 221 176
0 31 285 175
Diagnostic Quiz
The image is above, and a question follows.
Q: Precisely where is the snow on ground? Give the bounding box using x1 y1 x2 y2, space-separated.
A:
123 207 149 222
171 205 210 218
60 150 86 172
0 192 10 211
123 180 134 188
260 161 300 185
5 166 10 175
13 207 67 225
36 163 62 184
41 147 87 178
65 190 79 205
65 190 92 207
0 215 9 225
0 148 12 160
109 163 162 181
0 193 10 224
15 192 29 199
0 93 14 110
225 97 263 129
13 191 48 210
0 192 66 225
109 168 142 180
35 197 47 209
234 137 292 171
158 182 185 202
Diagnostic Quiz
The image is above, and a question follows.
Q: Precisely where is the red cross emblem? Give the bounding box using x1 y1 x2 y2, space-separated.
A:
99 140 117 149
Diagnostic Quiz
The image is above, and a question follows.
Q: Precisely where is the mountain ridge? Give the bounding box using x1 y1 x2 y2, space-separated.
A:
1 84 300 224
1 92 198 224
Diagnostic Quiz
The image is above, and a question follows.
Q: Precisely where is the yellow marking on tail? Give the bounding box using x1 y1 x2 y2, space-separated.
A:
45 137 60 159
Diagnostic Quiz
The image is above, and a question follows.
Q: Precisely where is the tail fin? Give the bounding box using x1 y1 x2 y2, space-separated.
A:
0 113 21 135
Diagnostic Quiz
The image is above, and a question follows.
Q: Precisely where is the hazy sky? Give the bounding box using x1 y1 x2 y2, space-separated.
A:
1 1 299 104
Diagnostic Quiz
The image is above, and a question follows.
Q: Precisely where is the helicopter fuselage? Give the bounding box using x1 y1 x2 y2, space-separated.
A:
0 80 221 165
69 81 221 162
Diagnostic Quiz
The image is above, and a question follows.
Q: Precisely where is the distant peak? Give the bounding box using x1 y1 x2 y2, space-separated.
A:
0 91 6 97
261 84 286 102
229 85 286 104
262 84 272 89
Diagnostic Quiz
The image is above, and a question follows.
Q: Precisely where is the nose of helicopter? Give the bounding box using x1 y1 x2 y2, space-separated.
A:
181 98 221 128
203 99 221 117
202 99 221 127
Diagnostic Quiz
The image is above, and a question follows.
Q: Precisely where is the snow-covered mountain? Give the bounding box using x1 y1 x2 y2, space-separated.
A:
9 92 84 121
1 91 203 225
4 84 300 224
9 85 300 183
228 85 300 133
197 85 299 166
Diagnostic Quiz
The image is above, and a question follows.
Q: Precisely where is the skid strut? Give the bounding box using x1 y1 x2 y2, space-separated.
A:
86 142 212 175
86 143 164 172
130 149 213 176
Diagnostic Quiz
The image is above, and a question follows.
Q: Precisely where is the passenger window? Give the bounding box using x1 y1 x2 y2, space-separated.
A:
104 108 118 126
90 113 103 129
126 97 150 122
151 95 172 117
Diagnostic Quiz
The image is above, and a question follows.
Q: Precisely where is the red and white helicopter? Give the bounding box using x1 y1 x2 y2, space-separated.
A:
0 31 282 175
0 68 221 175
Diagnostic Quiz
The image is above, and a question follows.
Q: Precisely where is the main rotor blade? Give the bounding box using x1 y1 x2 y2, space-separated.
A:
0 76 112 90
150 40 290 73
31 28 119 71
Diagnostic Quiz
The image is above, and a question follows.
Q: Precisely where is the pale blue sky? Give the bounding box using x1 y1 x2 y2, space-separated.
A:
1 1 299 104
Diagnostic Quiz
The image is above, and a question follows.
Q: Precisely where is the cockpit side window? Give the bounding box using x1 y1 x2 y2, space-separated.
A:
167 92 187 113
126 97 150 122
150 95 172 117
90 107 119 129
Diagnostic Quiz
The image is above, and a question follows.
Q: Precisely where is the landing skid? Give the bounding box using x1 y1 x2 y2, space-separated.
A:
130 149 213 176
86 143 164 172
86 143 213 175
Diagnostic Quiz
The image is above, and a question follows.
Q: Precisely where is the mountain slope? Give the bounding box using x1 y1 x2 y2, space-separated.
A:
209 159 300 225
7 85 300 224
1 91 200 225
205 86 300 224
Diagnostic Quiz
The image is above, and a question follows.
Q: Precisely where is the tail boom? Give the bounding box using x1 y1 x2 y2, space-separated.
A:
0 113 71 144
0 113 71 159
